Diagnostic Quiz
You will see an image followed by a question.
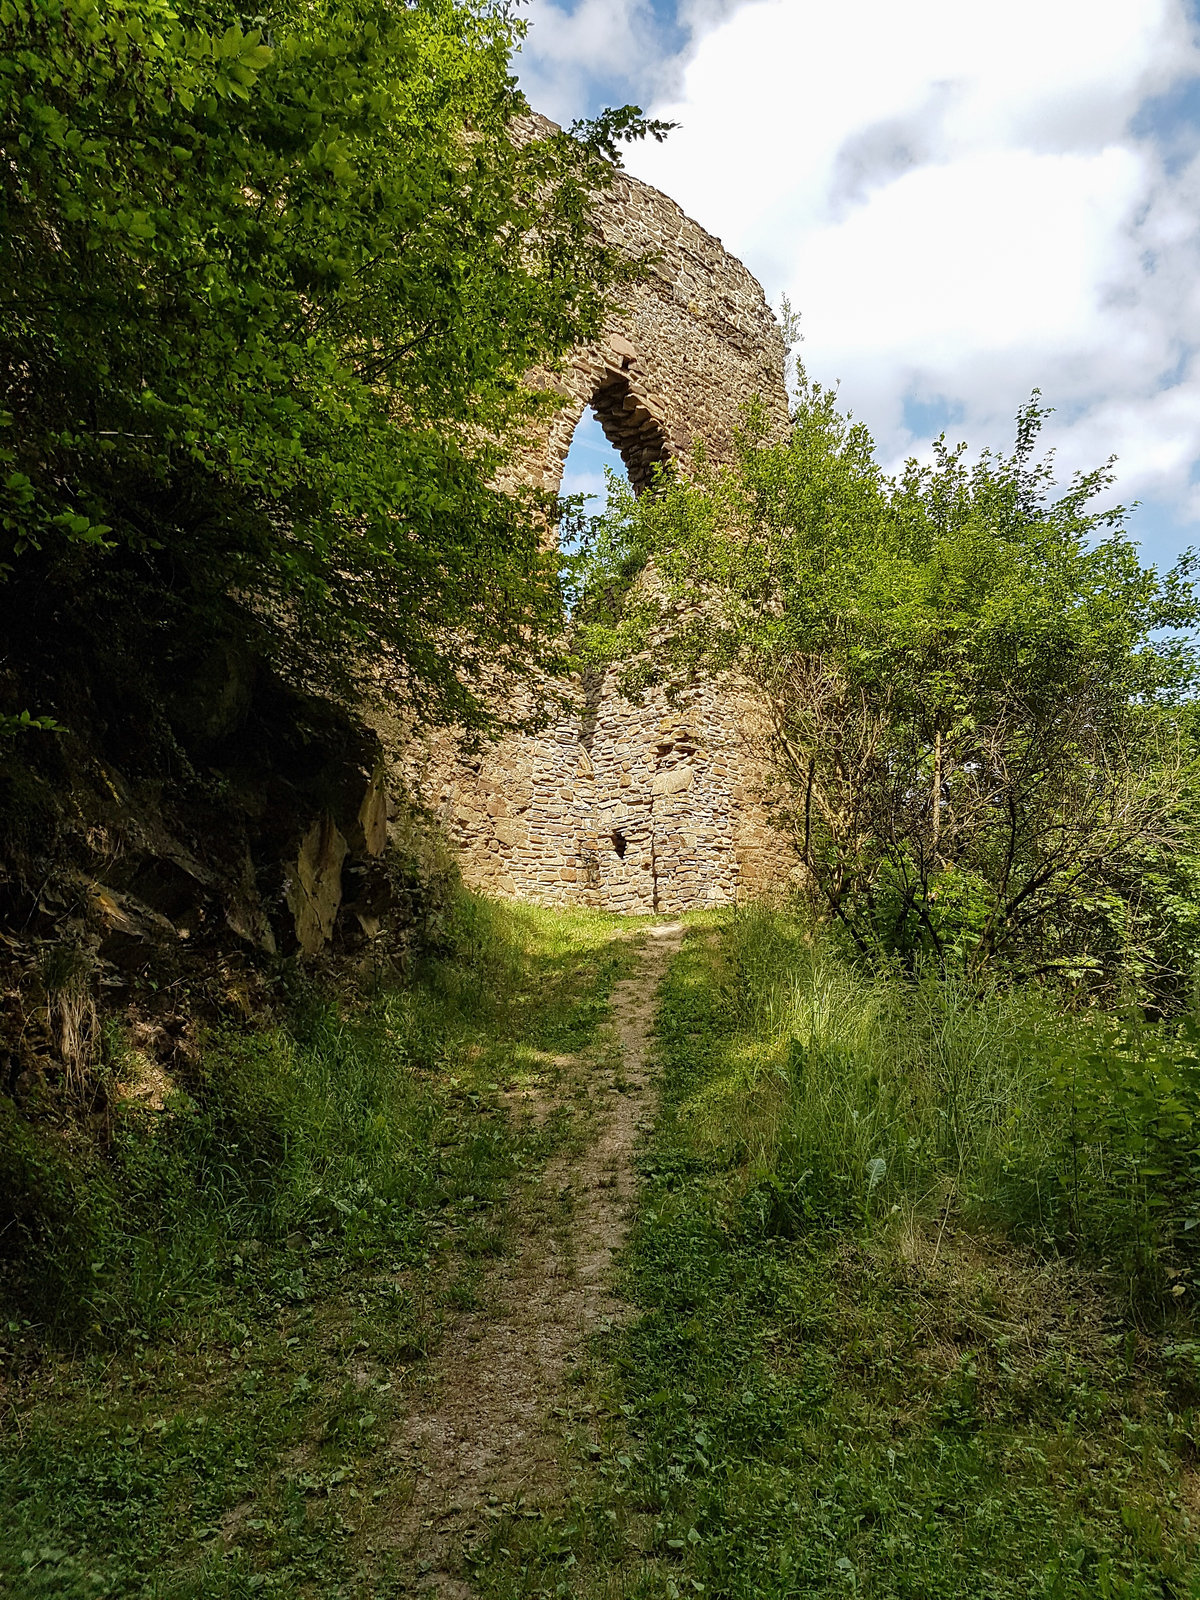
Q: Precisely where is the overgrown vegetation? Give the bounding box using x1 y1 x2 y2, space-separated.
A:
5 3 1200 1592
1 0 669 733
0 894 633 1597
695 908 1200 1290
576 382 1200 1000
1 893 626 1339
475 912 1200 1599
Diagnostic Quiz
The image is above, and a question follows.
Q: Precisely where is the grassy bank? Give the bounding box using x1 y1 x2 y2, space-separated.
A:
0 895 633 1599
477 909 1200 1599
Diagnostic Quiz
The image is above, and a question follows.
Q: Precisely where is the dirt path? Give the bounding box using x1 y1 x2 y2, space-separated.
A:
385 922 684 1593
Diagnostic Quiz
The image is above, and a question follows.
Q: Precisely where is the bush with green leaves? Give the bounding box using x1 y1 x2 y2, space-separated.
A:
577 381 1200 994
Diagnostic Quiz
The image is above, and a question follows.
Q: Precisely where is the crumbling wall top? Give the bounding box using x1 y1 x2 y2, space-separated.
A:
514 112 789 496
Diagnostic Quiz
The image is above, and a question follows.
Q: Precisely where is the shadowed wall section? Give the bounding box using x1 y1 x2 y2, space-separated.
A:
392 122 794 913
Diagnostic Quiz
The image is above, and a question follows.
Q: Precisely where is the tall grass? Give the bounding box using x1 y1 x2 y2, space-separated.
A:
482 913 1200 1600
0 892 628 1339
690 904 1199 1293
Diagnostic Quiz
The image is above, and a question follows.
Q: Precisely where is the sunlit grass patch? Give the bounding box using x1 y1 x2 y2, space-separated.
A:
0 892 635 1599
473 908 1200 1600
680 904 1189 1279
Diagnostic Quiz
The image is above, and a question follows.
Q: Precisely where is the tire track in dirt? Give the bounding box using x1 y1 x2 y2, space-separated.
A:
384 922 684 1594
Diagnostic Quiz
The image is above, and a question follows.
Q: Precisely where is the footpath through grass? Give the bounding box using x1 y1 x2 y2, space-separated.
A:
0 895 634 1599
475 910 1200 1600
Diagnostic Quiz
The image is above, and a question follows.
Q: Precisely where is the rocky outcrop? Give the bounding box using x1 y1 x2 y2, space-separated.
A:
0 642 454 1104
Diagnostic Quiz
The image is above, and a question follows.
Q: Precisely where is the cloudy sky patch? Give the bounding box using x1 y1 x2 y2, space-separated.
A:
517 0 1200 569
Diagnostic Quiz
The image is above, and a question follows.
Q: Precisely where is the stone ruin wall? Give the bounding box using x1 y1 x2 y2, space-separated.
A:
390 128 798 914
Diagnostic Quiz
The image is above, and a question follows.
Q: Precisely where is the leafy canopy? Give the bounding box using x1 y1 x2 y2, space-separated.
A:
1 0 651 727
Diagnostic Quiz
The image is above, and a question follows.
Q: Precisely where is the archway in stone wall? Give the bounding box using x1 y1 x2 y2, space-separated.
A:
587 369 671 494
406 127 795 914
537 329 679 509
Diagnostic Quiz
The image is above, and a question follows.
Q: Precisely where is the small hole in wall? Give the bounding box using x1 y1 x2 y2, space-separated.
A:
611 830 627 859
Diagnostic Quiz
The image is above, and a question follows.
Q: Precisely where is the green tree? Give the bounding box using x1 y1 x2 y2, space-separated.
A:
578 379 1200 994
0 0 659 729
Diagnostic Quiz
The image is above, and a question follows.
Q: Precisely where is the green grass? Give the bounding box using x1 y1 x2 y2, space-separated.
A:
472 909 1200 1600
0 894 635 1599
9 899 1200 1598
674 906 1200 1290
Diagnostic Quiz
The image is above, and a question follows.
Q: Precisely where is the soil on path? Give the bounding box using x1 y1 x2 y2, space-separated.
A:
385 922 685 1594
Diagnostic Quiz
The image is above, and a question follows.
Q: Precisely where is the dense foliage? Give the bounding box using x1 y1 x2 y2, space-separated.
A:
1 0 648 728
578 381 1200 996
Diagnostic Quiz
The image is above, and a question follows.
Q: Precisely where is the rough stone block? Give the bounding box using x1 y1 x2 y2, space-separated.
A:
651 766 694 797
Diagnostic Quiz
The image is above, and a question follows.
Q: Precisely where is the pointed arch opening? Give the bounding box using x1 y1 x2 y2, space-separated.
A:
552 361 673 513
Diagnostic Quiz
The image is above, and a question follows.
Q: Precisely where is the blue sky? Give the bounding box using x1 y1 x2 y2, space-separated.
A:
559 410 629 514
522 0 1200 572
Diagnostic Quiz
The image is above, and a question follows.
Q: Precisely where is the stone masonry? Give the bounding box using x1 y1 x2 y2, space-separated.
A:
397 120 796 913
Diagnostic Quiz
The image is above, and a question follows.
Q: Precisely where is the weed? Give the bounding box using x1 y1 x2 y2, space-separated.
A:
679 905 1200 1297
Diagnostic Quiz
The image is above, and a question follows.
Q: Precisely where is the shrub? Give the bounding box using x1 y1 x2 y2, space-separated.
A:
705 903 1200 1299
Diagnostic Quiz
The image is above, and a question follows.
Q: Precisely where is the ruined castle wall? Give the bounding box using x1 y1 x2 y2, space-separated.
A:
522 149 791 496
391 128 798 914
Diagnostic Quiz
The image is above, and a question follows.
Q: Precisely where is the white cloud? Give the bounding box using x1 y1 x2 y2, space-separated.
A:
607 0 1200 558
514 0 665 126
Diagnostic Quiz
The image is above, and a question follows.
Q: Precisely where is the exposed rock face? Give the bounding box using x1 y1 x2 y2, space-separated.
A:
0 638 464 1107
286 815 349 957
398 119 797 913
